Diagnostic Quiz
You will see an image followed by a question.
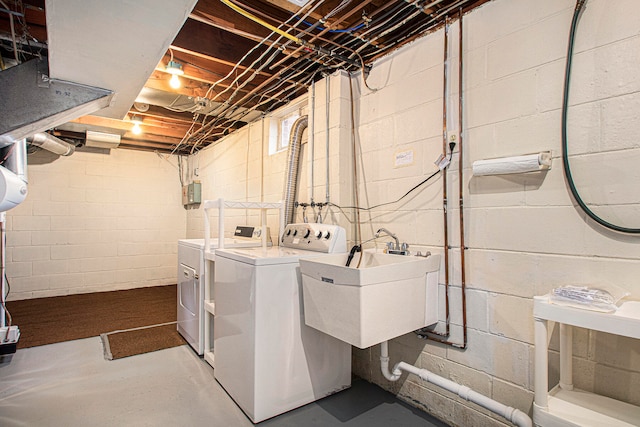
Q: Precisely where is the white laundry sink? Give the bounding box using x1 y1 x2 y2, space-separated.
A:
300 251 440 349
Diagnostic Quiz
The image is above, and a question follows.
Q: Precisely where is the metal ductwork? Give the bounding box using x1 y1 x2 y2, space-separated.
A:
26 133 75 156
0 139 28 212
0 57 114 147
282 115 308 225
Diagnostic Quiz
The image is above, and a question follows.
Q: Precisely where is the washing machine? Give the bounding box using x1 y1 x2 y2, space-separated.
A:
213 223 351 423
177 226 270 355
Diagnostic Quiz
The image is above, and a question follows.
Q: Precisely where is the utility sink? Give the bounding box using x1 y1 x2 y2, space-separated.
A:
299 251 440 349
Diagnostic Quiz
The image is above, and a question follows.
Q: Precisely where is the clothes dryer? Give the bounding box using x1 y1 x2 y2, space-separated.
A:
177 227 270 355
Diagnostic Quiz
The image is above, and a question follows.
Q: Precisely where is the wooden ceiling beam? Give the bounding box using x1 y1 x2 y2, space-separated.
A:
169 44 263 76
118 139 181 150
71 115 189 140
144 70 265 110
167 46 302 90
158 53 266 89
192 0 274 38
129 105 198 125
145 70 220 100
173 18 269 66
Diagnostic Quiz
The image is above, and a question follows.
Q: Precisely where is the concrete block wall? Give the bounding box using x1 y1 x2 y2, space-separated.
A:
6 148 185 300
347 0 640 426
185 96 309 240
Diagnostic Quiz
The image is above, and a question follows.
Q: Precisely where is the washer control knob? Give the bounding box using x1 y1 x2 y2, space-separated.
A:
293 229 298 236
324 231 331 240
315 230 323 239
303 229 311 238
286 229 292 236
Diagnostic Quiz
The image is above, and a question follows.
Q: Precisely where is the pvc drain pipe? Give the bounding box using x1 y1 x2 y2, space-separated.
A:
380 341 532 427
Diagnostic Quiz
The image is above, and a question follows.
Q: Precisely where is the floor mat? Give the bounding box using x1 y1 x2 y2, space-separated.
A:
100 322 185 360
6 285 178 348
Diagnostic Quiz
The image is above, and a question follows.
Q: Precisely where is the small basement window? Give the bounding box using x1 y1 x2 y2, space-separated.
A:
268 102 304 155
279 113 300 151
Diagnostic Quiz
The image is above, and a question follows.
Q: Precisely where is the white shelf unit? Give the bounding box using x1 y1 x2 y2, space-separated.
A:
201 198 283 368
533 295 640 427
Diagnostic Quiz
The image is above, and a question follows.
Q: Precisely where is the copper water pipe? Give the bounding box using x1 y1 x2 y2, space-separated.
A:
417 16 452 342
421 8 467 349
440 16 451 338
457 6 468 349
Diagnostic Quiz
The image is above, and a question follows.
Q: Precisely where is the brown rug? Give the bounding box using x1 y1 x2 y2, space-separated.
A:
101 323 186 360
5 285 185 358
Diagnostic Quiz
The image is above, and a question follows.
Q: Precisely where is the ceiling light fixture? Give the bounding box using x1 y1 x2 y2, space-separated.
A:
165 49 184 89
130 115 143 135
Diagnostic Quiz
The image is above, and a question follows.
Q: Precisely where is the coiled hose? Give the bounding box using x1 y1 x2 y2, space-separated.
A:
562 0 640 233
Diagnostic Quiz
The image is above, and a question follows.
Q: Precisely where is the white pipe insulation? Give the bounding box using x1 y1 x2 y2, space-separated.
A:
380 341 532 427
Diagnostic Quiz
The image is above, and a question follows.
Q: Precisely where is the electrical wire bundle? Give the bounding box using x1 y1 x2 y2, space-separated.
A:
170 0 479 153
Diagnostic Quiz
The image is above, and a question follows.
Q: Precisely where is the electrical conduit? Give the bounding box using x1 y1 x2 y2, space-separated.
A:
380 341 532 427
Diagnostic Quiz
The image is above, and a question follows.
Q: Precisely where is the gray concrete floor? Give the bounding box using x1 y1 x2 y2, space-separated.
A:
0 338 448 426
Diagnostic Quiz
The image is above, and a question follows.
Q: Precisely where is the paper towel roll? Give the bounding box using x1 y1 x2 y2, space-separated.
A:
472 152 551 176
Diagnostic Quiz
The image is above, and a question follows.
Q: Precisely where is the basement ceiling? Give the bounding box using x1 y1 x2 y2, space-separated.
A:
0 0 489 155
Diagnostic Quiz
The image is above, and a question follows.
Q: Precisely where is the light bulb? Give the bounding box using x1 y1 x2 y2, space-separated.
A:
169 73 181 89
132 122 142 135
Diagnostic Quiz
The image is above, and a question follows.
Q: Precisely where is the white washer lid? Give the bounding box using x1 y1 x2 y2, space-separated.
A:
215 246 333 266
179 238 214 250
178 238 269 251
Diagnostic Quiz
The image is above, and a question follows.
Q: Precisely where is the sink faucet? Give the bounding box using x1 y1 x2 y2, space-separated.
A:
375 228 400 251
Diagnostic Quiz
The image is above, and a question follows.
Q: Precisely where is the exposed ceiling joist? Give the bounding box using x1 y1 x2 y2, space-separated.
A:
0 0 491 155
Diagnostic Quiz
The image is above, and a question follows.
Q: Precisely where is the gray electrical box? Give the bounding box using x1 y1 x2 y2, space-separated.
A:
182 181 201 206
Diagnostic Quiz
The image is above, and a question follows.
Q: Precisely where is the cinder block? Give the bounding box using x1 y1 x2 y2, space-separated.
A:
49 273 85 289
68 257 118 273
488 11 570 81
447 329 530 388
11 246 50 262
12 216 50 231
466 250 538 297
6 261 32 278
397 379 456 423
590 330 640 372
32 260 69 276
452 399 507 427
393 102 442 144
7 231 31 247
465 70 537 129
49 187 85 202
591 361 640 406
421 353 493 397
488 293 534 343
6 275 49 294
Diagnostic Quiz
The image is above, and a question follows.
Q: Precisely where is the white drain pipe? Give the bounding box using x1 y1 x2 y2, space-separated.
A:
380 341 532 427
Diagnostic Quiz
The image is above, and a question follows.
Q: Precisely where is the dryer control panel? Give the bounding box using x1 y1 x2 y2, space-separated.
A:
281 223 347 253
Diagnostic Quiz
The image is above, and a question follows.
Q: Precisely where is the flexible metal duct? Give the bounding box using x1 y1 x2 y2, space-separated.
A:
282 115 308 225
27 133 75 156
